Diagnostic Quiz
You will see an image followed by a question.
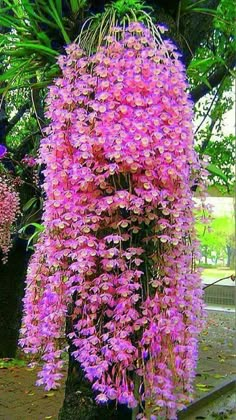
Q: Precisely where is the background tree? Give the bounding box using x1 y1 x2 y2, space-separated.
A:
196 215 235 265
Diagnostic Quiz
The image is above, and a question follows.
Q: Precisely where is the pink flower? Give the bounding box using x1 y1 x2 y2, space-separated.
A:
21 154 37 167
19 22 207 419
0 174 20 262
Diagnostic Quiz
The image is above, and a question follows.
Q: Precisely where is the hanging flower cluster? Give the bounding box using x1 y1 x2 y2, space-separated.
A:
0 173 20 263
20 23 205 419
21 154 37 167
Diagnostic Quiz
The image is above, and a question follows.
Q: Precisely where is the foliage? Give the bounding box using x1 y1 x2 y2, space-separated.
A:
187 0 235 91
19 221 44 251
0 0 89 92
7 112 38 151
205 135 235 186
196 215 234 261
19 23 206 419
0 358 26 368
194 76 235 191
190 0 235 190
112 0 149 15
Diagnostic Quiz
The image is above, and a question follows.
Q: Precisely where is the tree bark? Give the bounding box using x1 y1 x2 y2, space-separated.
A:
0 238 31 357
59 304 132 419
5 102 31 136
58 354 132 420
204 246 208 265
191 52 236 103
226 245 232 268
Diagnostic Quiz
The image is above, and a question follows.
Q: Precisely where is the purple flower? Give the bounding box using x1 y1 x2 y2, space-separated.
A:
19 21 207 420
95 393 109 404
0 144 7 159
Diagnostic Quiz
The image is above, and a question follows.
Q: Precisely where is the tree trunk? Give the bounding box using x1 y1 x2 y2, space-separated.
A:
0 238 30 357
230 247 235 270
59 304 132 420
226 245 232 267
19 1 221 417
58 354 132 420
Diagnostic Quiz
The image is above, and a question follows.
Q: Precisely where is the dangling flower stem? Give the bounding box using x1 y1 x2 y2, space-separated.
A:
20 18 207 420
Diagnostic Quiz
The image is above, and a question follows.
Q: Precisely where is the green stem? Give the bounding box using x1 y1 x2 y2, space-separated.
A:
132 373 140 420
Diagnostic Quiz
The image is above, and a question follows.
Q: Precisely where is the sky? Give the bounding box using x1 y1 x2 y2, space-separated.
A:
204 197 234 217
194 84 235 137
222 102 235 136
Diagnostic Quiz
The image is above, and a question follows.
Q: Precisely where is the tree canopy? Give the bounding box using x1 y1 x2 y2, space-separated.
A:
196 214 235 263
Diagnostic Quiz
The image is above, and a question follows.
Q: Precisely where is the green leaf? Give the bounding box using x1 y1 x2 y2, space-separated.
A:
36 32 52 48
70 0 84 14
14 42 59 57
0 67 21 82
213 374 227 379
202 77 212 90
26 222 44 232
26 231 41 249
23 197 38 212
188 57 215 70
196 383 213 392
44 392 55 397
47 0 71 44
19 223 44 250
19 222 44 234
207 164 229 184
29 79 58 89
181 0 206 10
189 7 218 15
55 0 63 17
0 15 19 28
22 2 58 29
182 5 218 17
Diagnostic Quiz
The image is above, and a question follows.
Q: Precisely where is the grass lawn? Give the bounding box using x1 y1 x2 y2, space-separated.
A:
202 267 233 280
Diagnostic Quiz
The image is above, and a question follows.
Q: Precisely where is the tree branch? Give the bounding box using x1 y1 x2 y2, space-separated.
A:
197 83 223 154
5 102 31 135
203 274 235 289
194 87 219 136
199 118 217 155
190 52 236 103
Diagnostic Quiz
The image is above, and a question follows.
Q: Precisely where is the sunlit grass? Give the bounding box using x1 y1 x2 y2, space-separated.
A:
202 267 232 280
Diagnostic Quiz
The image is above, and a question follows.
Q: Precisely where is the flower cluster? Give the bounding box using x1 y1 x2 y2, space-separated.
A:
0 174 20 263
21 154 37 167
20 23 205 419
